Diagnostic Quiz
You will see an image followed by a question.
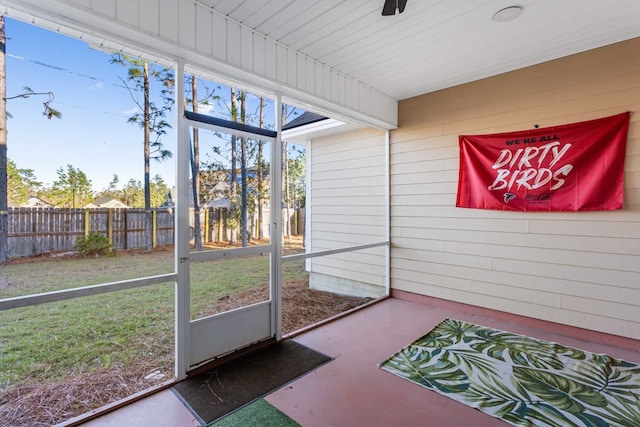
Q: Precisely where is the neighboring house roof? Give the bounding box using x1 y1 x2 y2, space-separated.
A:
199 169 269 209
202 179 231 209
203 198 231 209
20 196 53 208
211 180 230 193
93 196 129 208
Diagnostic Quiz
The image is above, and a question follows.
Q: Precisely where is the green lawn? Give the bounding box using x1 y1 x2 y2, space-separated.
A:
0 249 307 389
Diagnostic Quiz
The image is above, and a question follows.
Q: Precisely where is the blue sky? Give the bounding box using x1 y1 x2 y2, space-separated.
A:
5 17 291 193
5 17 180 191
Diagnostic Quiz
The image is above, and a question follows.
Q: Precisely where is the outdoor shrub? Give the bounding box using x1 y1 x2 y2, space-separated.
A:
74 233 111 257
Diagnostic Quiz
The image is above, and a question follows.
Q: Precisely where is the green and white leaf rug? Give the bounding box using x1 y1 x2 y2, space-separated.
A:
379 318 640 426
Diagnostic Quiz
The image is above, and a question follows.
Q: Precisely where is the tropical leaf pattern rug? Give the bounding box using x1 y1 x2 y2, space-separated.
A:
379 318 640 426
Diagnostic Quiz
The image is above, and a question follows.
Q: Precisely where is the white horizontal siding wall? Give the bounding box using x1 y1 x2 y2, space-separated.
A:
391 38 640 340
0 0 397 129
309 129 387 294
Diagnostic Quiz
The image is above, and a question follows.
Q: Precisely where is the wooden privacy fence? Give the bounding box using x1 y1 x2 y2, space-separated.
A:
5 206 304 259
6 207 174 259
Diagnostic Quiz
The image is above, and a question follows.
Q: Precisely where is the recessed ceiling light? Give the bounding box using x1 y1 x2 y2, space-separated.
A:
493 6 523 22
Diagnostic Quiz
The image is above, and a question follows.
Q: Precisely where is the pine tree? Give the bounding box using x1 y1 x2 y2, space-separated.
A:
189 76 202 250
111 53 174 251
257 97 266 240
229 87 238 245
240 90 248 247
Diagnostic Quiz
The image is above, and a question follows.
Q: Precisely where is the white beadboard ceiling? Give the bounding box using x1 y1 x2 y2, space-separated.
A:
198 0 640 101
3 0 640 128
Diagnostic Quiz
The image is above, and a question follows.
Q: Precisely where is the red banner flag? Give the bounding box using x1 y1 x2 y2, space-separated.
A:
456 112 631 211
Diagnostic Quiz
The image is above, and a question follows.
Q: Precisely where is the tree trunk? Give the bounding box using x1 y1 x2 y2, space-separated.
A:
143 61 152 251
0 17 8 263
284 141 291 237
190 76 202 250
229 88 237 245
257 97 265 241
280 105 292 238
240 91 247 247
281 105 291 238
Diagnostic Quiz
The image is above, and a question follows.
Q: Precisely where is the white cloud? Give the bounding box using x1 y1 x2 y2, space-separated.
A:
89 81 104 90
121 106 139 115
197 102 214 114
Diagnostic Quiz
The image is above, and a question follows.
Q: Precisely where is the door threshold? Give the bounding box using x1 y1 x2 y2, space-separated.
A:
185 336 277 378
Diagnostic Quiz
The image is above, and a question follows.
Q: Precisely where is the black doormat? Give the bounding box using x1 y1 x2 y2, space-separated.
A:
172 340 331 425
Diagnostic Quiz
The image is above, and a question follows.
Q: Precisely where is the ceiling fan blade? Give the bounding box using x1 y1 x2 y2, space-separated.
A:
382 0 407 16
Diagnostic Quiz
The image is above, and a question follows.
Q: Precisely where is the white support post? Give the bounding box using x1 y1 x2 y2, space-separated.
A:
384 130 391 296
271 95 284 340
305 139 312 272
174 61 191 379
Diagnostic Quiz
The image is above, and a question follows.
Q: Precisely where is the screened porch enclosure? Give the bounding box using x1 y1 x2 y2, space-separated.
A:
0 4 391 424
1 1 639 426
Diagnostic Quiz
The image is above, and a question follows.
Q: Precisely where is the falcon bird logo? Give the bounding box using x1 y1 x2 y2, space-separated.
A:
503 193 516 203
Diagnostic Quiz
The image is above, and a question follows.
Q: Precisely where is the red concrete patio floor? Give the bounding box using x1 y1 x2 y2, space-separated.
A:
79 293 640 427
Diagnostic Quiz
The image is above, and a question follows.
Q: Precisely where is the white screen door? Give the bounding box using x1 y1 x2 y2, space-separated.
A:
174 66 283 375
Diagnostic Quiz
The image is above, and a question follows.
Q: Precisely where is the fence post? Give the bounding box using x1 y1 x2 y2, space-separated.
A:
211 209 215 242
123 209 128 250
107 209 114 248
217 208 223 242
152 209 157 248
84 209 90 237
84 208 91 237
203 208 209 244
